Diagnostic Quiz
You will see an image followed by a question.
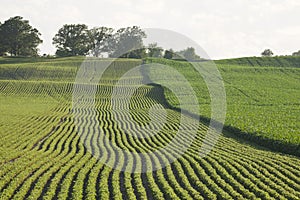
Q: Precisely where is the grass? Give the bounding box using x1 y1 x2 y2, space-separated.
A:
0 56 299 199
215 55 300 68
146 57 300 156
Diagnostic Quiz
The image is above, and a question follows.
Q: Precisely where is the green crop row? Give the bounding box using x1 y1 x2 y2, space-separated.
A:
0 57 299 199
145 58 300 156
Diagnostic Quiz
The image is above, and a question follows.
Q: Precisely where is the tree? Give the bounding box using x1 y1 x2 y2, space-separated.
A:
292 50 300 56
52 24 90 57
163 49 174 59
0 16 42 56
0 46 5 56
127 48 147 59
147 43 163 58
0 22 6 56
184 47 200 60
261 49 274 57
109 26 146 58
87 27 113 57
176 47 200 60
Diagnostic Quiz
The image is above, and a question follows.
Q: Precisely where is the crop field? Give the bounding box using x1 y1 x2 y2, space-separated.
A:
215 56 300 68
0 57 300 199
147 58 300 155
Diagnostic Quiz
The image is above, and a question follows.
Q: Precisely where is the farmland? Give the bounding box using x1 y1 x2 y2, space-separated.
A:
147 57 300 155
0 57 300 199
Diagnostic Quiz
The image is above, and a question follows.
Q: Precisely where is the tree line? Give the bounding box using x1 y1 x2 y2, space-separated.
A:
0 16 200 60
1 16 299 59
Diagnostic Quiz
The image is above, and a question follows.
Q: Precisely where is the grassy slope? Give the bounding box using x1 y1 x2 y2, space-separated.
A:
215 56 300 68
0 57 300 199
146 57 300 156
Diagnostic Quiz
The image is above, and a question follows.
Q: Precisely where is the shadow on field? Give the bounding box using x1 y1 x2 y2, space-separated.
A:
140 66 300 158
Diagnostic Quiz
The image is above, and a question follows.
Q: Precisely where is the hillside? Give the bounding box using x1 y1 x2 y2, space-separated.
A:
146 57 300 156
0 57 299 199
215 56 300 68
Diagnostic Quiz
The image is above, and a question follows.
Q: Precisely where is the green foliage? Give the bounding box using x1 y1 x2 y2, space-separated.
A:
0 57 300 200
163 49 175 59
87 27 114 57
0 16 42 56
108 26 146 58
215 56 300 68
176 47 200 60
52 25 147 59
126 48 147 59
147 43 163 58
146 58 300 156
52 24 90 57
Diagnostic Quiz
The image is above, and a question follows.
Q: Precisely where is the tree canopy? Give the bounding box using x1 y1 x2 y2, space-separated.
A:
52 24 90 57
179 47 200 60
52 25 147 58
261 49 274 57
0 16 42 56
163 49 175 59
108 26 146 58
87 27 113 57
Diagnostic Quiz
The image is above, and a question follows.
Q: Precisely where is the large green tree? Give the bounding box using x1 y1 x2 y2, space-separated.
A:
109 26 146 58
87 27 113 57
53 24 90 57
0 16 42 56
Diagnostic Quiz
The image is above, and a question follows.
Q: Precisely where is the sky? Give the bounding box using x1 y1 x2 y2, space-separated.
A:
1 0 299 59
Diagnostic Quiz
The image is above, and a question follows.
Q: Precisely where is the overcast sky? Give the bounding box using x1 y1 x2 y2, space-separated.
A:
1 0 299 59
